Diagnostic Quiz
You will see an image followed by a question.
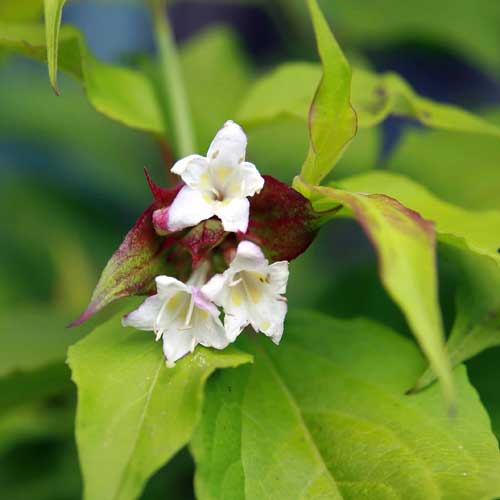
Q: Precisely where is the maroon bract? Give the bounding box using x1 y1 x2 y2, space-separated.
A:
178 220 226 267
70 171 182 327
245 175 320 262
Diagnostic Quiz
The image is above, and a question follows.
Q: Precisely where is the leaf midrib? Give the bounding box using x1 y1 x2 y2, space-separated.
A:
284 339 479 465
111 356 164 500
252 344 343 500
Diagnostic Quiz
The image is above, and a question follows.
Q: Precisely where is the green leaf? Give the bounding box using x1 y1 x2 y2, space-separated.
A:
294 176 453 403
467 347 500 440
415 245 500 390
238 63 321 127
238 63 500 138
300 0 357 184
351 67 500 135
338 171 500 265
0 22 164 133
193 311 500 500
68 314 252 500
0 0 42 22
387 110 500 211
42 0 66 93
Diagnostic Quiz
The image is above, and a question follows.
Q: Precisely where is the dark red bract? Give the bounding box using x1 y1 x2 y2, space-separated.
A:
245 175 319 262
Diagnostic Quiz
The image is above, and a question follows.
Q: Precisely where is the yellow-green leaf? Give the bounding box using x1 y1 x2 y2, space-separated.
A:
237 63 500 139
0 0 42 22
338 171 500 265
352 67 500 136
238 63 320 126
68 314 252 500
43 0 66 93
300 0 357 184
0 22 164 133
386 111 500 211
192 311 500 500
415 245 500 390
294 176 454 403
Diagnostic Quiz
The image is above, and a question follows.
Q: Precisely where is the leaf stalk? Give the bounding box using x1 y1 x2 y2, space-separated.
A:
150 0 195 158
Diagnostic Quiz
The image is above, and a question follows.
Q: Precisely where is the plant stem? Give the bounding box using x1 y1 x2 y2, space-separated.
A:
150 0 195 158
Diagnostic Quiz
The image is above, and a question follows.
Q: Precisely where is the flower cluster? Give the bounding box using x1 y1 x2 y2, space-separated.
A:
123 121 288 365
72 121 319 366
123 240 288 366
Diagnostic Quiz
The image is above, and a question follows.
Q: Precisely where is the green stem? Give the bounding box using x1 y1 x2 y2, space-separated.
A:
150 0 195 158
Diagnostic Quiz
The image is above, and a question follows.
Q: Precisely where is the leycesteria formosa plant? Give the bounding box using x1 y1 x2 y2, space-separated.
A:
73 120 305 366
4 0 500 499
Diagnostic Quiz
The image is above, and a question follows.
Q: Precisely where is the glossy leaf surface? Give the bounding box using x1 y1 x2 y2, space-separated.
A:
68 315 252 500
193 311 500 500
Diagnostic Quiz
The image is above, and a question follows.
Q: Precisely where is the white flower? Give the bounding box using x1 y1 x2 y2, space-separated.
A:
203 241 289 344
167 120 264 234
122 263 229 367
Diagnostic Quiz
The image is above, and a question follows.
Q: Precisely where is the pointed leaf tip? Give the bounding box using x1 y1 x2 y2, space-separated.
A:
301 0 357 184
70 177 183 326
43 0 67 93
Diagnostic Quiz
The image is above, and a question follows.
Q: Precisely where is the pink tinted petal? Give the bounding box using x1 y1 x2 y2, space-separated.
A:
192 288 220 318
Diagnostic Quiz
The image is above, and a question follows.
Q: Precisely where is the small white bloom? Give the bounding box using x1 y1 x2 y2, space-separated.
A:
122 263 229 367
203 241 289 344
167 120 264 234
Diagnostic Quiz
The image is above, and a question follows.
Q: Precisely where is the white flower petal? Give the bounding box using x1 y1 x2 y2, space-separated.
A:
191 288 219 317
122 295 164 331
257 298 287 344
224 310 248 342
167 185 215 232
236 162 265 198
171 154 209 190
207 120 247 168
194 311 229 349
155 276 188 298
162 326 197 366
215 197 250 233
201 272 228 304
209 241 289 344
268 261 289 295
230 240 268 272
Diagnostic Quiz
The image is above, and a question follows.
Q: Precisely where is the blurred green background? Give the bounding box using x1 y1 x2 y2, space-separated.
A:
1 1 500 498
